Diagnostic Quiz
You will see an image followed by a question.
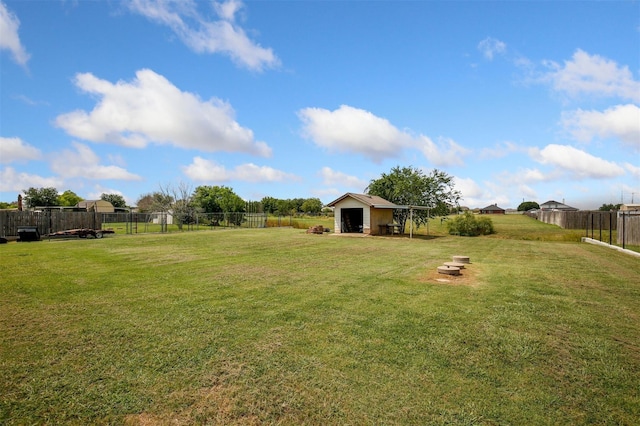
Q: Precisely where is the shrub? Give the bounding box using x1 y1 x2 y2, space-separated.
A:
447 212 495 236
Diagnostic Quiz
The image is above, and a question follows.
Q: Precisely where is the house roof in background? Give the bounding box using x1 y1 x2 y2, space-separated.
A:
540 200 578 210
480 204 505 211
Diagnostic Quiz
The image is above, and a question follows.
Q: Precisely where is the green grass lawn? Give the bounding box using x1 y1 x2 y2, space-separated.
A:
1 215 639 424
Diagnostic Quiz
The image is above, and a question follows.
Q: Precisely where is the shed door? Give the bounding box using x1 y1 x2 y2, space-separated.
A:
341 208 363 233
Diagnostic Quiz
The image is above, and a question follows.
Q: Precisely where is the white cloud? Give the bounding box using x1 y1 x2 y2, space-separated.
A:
13 94 47 106
561 104 640 148
49 142 142 181
454 176 484 199
625 162 640 179
312 187 342 200
530 144 625 179
182 157 229 181
478 37 506 60
0 167 62 192
213 0 243 22
520 168 547 183
182 156 297 183
319 167 367 190
0 1 30 66
454 176 507 208
129 0 279 71
479 141 521 159
233 163 298 182
418 136 470 167
298 104 468 165
0 137 41 163
543 50 640 102
299 105 413 163
55 69 272 157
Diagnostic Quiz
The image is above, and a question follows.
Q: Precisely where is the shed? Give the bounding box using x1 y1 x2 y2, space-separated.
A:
76 200 114 213
480 204 505 214
326 193 398 235
540 200 578 211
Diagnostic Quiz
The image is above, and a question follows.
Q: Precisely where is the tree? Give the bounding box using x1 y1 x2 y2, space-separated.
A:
149 191 174 212
599 203 622 211
193 185 246 226
301 198 322 214
276 199 296 216
0 201 18 209
261 196 278 214
157 182 195 230
517 201 540 211
58 190 83 207
136 193 156 213
23 187 59 208
366 166 461 233
193 185 245 213
101 193 127 208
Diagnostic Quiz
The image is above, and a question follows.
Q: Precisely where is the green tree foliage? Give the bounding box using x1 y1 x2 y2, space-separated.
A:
0 201 18 209
446 211 495 236
246 200 263 213
366 166 461 233
58 190 83 207
193 185 246 213
599 203 622 211
22 187 59 208
135 193 156 213
277 199 297 216
260 196 326 215
517 201 540 211
301 198 322 214
100 193 127 208
260 196 279 214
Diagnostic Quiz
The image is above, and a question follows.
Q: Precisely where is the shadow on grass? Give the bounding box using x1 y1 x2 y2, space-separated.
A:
379 234 444 241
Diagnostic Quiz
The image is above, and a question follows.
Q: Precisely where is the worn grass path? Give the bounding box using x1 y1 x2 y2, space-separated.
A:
1 216 639 424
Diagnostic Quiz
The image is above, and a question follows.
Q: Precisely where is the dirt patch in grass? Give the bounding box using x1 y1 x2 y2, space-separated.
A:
123 361 256 426
123 385 256 426
418 264 481 287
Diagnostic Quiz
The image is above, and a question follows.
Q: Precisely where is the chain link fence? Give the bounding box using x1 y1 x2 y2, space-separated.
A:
100 212 270 234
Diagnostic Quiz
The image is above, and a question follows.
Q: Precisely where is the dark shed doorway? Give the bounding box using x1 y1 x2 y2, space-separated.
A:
341 208 363 233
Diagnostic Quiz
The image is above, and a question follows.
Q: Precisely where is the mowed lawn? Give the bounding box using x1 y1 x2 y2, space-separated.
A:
1 215 639 425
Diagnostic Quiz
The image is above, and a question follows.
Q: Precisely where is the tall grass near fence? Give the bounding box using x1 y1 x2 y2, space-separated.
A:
2 217 639 424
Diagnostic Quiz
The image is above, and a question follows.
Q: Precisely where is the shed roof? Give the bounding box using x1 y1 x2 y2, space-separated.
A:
326 193 399 208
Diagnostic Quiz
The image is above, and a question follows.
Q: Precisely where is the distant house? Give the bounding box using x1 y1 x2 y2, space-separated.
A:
479 204 505 214
539 200 578 211
620 204 640 211
76 200 114 213
326 193 398 235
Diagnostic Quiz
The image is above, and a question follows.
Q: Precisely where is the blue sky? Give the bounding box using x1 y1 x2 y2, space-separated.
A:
1 0 639 209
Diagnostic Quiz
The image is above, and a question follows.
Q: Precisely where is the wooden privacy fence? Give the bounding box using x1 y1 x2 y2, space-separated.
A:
0 211 102 237
536 210 617 230
618 212 640 246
